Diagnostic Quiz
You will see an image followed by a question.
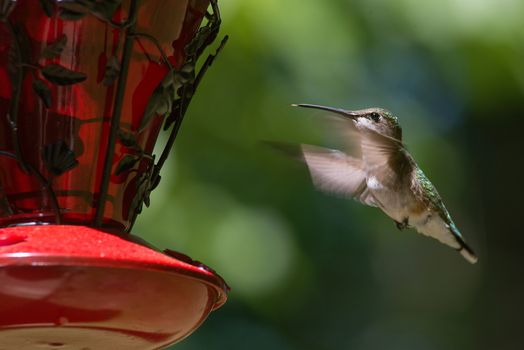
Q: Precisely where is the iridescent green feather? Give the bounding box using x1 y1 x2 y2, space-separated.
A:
414 167 463 238
380 109 399 124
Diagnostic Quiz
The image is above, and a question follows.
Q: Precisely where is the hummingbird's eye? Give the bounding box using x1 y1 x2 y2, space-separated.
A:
370 112 381 122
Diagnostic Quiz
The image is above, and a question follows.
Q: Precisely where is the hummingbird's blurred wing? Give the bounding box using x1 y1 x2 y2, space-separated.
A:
300 145 377 207
263 141 376 206
359 130 412 188
324 116 363 157
360 129 404 165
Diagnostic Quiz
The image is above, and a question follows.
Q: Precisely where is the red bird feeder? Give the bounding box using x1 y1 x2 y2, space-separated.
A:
0 0 228 349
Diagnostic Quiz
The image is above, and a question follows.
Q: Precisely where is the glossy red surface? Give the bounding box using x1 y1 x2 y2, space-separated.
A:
0 225 228 349
0 0 209 231
0 2 229 347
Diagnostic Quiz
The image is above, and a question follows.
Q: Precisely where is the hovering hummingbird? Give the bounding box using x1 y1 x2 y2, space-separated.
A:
278 103 477 264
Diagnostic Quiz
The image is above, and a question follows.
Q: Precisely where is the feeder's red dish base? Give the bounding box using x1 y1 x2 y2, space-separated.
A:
0 225 228 350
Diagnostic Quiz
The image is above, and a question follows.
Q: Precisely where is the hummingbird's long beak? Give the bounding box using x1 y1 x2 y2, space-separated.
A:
292 103 359 120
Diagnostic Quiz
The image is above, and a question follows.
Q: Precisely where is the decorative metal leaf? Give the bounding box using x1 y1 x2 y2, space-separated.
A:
7 36 18 82
42 140 79 176
0 0 16 19
8 25 31 79
163 102 181 131
185 25 219 58
115 154 139 175
57 0 92 14
149 172 161 192
32 79 52 108
129 172 150 218
91 0 123 21
0 194 13 216
60 8 88 20
39 0 54 17
41 64 87 85
129 180 144 216
41 34 68 59
57 0 122 22
139 86 171 132
185 27 210 57
143 189 150 207
172 65 195 97
55 0 93 13
117 129 137 148
103 55 120 86
57 0 94 21
161 70 174 88
142 175 156 208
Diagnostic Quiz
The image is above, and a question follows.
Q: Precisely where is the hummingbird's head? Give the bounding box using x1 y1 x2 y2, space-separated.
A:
293 104 402 140
349 108 401 140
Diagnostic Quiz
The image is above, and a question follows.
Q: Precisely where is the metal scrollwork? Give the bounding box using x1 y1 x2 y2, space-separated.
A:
124 0 228 229
1 0 227 230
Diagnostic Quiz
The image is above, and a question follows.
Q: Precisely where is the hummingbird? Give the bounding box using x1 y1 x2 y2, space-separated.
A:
279 103 478 264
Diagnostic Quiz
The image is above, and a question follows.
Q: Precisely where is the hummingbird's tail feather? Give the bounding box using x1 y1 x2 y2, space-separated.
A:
453 234 478 264
447 225 478 264
415 219 478 264
458 244 478 264
448 224 478 264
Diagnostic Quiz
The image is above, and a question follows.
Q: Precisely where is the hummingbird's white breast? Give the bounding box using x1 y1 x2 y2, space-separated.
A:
367 172 459 249
365 173 413 224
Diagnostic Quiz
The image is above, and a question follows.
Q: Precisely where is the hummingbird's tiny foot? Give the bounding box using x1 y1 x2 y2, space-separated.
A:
395 218 409 230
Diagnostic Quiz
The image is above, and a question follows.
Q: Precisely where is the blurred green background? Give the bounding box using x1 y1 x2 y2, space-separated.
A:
135 0 524 349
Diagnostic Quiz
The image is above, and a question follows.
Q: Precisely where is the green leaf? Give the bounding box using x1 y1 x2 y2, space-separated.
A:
115 154 139 175
39 0 54 17
41 34 68 59
103 55 120 86
32 79 52 108
41 64 87 86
